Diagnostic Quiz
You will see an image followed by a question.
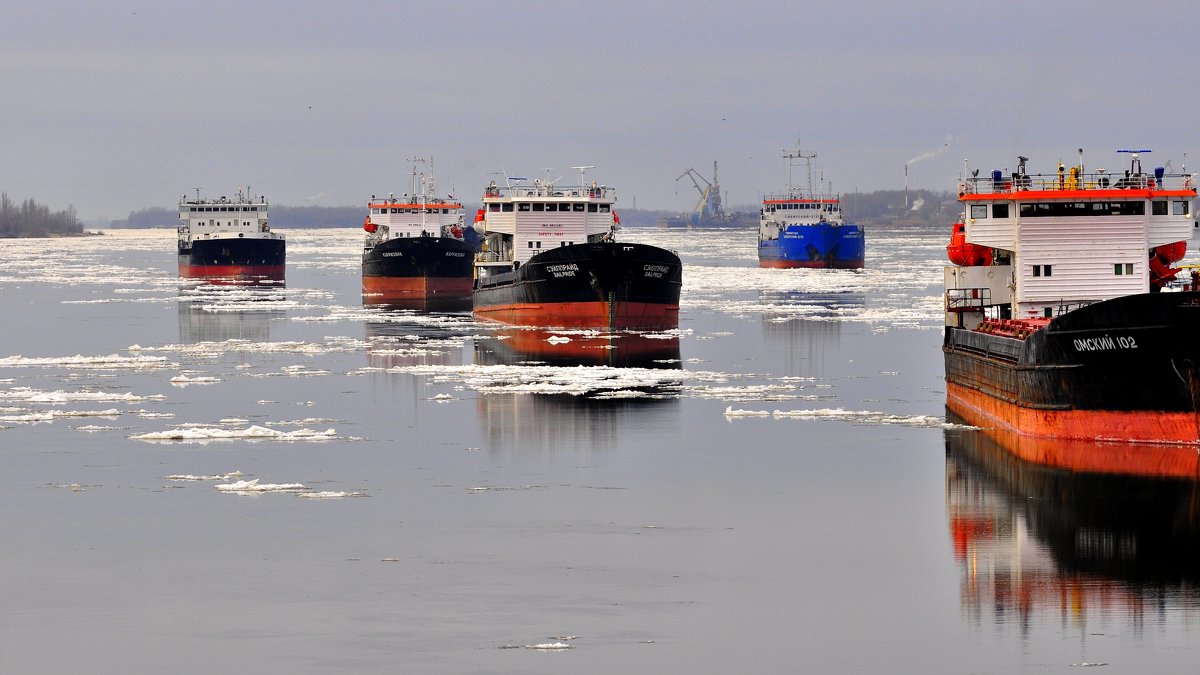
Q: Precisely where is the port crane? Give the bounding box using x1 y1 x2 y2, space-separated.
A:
675 161 726 224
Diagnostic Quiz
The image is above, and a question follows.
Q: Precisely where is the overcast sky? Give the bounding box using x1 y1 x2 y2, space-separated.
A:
4 0 1199 221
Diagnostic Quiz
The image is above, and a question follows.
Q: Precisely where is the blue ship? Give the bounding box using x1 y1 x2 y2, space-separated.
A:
757 146 865 269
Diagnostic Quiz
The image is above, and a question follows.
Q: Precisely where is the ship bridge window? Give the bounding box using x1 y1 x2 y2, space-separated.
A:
1153 200 1168 215
502 203 514 212
599 204 610 212
573 204 584 212
537 203 549 212
992 203 1010 218
518 203 531 212
1174 201 1190 215
1019 201 1144 217
489 203 500 212
588 204 598 213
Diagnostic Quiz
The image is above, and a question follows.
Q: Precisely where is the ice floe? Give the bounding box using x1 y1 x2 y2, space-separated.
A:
723 405 976 429
215 479 308 493
0 354 172 370
169 374 221 385
130 425 341 442
0 387 166 404
164 471 245 481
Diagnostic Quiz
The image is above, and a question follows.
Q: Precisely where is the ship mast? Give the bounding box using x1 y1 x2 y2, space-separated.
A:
783 143 816 196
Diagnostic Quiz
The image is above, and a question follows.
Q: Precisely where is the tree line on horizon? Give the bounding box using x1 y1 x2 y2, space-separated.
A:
109 189 957 230
0 193 83 237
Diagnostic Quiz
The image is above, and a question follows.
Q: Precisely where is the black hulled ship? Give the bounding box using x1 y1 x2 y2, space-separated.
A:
943 150 1199 444
177 188 284 282
362 159 478 308
472 169 682 330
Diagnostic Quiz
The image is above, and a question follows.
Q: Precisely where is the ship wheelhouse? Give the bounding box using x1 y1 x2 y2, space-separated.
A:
475 176 618 278
945 153 1196 328
178 188 276 250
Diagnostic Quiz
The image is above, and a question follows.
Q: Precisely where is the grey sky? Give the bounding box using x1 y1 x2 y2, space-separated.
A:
3 0 1198 221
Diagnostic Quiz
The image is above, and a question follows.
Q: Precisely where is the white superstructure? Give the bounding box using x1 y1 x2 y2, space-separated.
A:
475 169 618 274
945 151 1197 326
178 188 279 249
363 159 466 247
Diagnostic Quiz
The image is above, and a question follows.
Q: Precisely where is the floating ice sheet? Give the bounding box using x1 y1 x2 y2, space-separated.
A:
0 387 164 403
130 425 340 442
723 405 976 429
0 354 171 370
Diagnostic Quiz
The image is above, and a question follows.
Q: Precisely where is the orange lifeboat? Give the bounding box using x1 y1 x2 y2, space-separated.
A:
363 215 377 233
474 209 485 225
946 221 992 266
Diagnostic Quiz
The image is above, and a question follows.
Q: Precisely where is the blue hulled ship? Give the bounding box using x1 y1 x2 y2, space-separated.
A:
757 146 864 269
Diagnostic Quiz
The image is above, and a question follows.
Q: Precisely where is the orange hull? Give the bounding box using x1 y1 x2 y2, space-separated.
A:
179 264 284 282
947 382 1200 478
473 300 679 330
362 275 472 298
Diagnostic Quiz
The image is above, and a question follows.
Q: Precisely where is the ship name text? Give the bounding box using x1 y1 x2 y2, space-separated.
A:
546 263 579 278
1072 335 1138 352
643 264 671 278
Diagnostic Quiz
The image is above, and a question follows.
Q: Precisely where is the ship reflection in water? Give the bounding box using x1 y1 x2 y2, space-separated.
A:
760 291 863 375
944 413 1200 637
361 295 472 313
364 312 469 370
473 327 682 458
177 283 285 343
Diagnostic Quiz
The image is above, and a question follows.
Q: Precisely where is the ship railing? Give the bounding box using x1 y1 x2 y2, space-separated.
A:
959 172 1195 195
475 250 504 263
482 184 616 200
945 287 992 312
762 192 840 202
1050 299 1095 316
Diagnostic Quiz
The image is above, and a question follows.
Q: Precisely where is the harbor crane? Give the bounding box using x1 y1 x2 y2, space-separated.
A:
675 161 727 224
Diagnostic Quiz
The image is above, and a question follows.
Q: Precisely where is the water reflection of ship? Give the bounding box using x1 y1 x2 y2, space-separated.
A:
361 295 472 313
760 291 863 373
176 288 283 343
475 327 681 368
473 326 682 457
945 413 1200 631
364 313 469 369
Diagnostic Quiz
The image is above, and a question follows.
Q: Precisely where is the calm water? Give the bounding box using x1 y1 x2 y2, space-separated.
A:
1 226 1198 673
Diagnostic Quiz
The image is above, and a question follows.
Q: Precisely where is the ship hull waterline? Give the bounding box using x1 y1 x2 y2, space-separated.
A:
943 291 1200 447
472 242 682 331
178 237 286 283
361 236 475 304
758 223 865 270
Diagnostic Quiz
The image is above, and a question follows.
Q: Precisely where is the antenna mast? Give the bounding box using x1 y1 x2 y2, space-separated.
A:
783 143 816 195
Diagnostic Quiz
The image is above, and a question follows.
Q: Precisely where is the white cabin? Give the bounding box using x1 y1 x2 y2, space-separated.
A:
945 152 1197 326
476 176 618 271
178 188 278 248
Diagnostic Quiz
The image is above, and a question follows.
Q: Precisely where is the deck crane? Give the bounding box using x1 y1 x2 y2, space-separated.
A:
675 161 726 225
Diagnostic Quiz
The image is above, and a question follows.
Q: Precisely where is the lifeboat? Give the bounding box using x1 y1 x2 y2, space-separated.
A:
363 215 377 233
1149 240 1187 289
946 221 992 266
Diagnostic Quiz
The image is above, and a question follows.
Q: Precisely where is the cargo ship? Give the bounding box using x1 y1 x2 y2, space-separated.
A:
758 146 864 269
472 169 682 329
943 150 1199 444
177 188 284 281
362 159 479 307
